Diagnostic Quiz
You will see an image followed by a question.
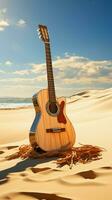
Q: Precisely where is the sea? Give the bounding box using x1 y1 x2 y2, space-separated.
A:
0 98 33 109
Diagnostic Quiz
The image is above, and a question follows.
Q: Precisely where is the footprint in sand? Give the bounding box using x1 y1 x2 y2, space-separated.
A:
0 145 18 153
21 167 51 182
31 167 51 173
0 177 9 185
23 167 62 182
0 151 4 154
76 170 97 179
20 172 28 177
31 167 60 174
59 170 106 186
1 191 71 200
101 166 112 170
59 166 112 186
6 146 18 150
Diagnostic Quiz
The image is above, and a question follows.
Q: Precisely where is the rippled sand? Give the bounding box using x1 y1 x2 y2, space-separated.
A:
0 88 112 200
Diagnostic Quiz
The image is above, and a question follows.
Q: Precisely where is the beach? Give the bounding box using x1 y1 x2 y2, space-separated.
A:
0 88 112 200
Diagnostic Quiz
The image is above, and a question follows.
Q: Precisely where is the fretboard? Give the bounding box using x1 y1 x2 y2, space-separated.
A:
45 42 56 103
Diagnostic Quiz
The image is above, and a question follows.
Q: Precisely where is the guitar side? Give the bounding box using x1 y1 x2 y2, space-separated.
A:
29 93 41 149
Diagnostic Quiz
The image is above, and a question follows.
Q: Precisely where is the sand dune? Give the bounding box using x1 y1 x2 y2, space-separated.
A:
0 88 112 200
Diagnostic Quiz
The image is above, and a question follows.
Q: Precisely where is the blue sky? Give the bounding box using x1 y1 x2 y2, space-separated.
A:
0 0 112 97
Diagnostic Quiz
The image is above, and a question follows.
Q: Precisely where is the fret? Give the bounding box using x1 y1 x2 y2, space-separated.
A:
46 63 52 66
48 81 55 84
46 61 52 65
47 74 53 76
49 88 55 90
45 51 51 54
49 92 55 94
46 56 52 59
46 60 52 63
48 79 54 81
47 69 53 72
48 75 53 81
47 67 52 70
48 81 54 83
49 92 56 96
47 74 54 77
48 81 54 84
48 87 55 91
48 89 55 92
49 95 55 98
47 74 54 76
48 80 54 82
46 67 53 69
48 88 55 91
49 94 55 97
46 51 51 53
46 54 51 57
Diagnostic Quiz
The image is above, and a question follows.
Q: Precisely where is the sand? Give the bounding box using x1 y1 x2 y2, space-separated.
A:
0 88 112 200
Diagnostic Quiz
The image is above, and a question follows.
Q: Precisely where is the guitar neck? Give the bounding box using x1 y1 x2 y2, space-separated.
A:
45 42 56 103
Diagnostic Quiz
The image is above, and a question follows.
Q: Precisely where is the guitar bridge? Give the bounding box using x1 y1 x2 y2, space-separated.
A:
46 128 65 133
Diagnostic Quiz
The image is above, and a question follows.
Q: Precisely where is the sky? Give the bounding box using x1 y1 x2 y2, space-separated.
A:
0 0 112 97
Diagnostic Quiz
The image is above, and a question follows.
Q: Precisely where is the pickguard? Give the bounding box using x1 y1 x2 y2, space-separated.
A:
57 101 67 124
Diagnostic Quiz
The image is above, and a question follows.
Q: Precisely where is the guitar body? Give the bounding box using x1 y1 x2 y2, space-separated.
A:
29 89 76 151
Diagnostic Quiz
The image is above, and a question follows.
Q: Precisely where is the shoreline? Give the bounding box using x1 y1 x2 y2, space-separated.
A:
0 105 33 111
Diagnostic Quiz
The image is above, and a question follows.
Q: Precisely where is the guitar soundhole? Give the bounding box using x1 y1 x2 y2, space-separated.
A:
49 102 58 114
46 101 59 116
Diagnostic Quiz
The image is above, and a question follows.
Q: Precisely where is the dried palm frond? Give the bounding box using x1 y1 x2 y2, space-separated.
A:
5 144 103 169
56 145 104 168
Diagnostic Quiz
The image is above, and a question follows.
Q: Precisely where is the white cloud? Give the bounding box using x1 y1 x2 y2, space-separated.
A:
62 76 112 85
13 69 30 75
4 60 13 66
0 8 9 31
35 74 47 82
0 20 9 31
0 77 35 85
0 54 112 97
11 55 112 84
51 56 112 82
0 8 7 15
30 63 45 73
0 8 27 30
0 70 5 73
16 19 26 27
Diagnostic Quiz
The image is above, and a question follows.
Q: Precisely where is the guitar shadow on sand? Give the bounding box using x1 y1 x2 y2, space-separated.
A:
0 157 54 183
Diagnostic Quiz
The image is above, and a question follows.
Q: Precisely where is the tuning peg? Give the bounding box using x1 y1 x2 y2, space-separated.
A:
38 32 42 37
37 29 41 35
37 31 40 35
37 28 40 33
38 35 42 39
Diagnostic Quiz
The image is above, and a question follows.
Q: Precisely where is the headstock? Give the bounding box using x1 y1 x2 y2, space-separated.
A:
37 24 50 43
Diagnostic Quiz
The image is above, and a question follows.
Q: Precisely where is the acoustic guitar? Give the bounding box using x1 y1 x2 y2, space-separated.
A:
29 25 76 152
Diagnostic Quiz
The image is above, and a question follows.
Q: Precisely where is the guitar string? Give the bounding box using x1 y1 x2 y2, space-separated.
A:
44 39 57 149
45 42 61 149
